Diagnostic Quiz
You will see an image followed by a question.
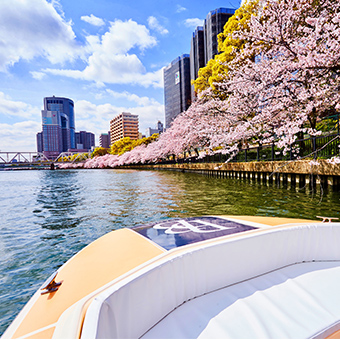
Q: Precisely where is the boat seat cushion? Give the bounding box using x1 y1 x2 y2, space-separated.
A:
80 224 340 339
142 261 340 338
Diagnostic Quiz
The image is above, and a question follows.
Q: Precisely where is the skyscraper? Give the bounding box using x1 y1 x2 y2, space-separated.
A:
36 132 43 153
110 112 139 144
41 96 75 159
164 54 191 128
190 8 235 99
190 26 205 98
164 8 235 127
204 8 235 63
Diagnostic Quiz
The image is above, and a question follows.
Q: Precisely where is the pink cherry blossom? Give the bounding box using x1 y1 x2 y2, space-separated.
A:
61 0 340 169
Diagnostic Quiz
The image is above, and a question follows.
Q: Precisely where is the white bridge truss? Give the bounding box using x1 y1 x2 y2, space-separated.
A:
0 151 90 165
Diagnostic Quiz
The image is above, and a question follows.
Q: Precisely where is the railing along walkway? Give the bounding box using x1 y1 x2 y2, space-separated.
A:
163 134 340 165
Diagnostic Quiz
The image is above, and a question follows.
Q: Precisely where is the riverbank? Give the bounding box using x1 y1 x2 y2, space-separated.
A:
118 159 340 188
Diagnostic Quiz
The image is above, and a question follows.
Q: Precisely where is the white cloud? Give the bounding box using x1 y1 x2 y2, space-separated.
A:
0 121 41 151
147 16 168 35
0 0 79 71
43 19 163 87
0 1 163 88
30 71 46 80
94 19 157 54
0 92 38 118
184 18 204 28
75 100 120 121
131 104 164 130
0 92 42 150
176 5 187 13
81 14 105 26
106 90 160 106
74 98 164 142
0 93 164 150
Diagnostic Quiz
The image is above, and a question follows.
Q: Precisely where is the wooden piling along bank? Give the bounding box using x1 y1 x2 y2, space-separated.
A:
120 159 340 189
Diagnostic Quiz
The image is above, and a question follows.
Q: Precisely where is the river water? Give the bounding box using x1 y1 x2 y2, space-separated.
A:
1 168 340 335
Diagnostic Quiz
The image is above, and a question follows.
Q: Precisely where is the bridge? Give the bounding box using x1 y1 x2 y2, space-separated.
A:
0 151 91 170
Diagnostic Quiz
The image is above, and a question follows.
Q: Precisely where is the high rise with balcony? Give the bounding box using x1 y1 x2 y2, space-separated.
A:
40 96 75 159
164 54 191 128
110 112 139 144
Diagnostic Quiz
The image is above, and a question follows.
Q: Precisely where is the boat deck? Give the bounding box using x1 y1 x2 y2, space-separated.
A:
142 261 340 339
4 215 338 339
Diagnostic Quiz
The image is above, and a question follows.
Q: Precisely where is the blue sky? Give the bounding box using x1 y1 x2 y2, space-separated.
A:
0 0 241 151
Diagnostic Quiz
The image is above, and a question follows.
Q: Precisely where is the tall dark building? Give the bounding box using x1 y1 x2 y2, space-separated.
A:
190 26 205 98
75 131 95 150
40 96 75 159
164 54 191 128
36 132 43 153
189 8 235 100
164 8 236 127
204 8 235 63
99 132 111 148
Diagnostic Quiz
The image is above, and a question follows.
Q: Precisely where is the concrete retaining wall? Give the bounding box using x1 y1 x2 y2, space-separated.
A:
119 159 340 188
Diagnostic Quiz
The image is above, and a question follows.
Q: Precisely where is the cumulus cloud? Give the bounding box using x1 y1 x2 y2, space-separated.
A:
0 121 41 151
74 97 164 139
0 92 42 150
30 71 46 80
147 16 168 35
75 100 120 121
44 19 163 87
0 1 163 88
176 5 187 13
0 92 164 151
81 14 105 26
0 92 38 118
0 0 79 71
184 18 204 28
106 89 161 106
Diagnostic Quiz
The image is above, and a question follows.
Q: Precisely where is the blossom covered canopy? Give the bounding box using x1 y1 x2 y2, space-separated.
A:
61 0 340 169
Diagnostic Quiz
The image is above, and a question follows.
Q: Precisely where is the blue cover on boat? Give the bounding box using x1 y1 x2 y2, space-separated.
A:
133 216 257 250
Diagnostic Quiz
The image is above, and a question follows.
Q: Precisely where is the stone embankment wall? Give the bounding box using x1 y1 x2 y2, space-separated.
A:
120 159 340 188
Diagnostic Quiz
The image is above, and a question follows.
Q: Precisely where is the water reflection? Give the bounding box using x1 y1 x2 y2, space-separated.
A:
155 171 340 220
35 171 83 230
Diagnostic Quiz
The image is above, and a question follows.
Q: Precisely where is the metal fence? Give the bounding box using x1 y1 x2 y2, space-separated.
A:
166 133 340 165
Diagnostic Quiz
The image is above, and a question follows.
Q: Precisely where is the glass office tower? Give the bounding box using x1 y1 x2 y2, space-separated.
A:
204 8 235 63
190 26 205 98
164 54 191 129
41 96 75 159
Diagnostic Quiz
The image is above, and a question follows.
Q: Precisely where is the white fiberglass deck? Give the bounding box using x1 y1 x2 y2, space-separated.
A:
142 261 340 339
78 223 340 339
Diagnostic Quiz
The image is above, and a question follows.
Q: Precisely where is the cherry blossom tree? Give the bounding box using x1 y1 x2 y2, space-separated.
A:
216 0 340 156
62 0 340 169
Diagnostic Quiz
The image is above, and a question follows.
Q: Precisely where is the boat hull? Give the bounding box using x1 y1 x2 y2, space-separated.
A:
4 215 340 339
